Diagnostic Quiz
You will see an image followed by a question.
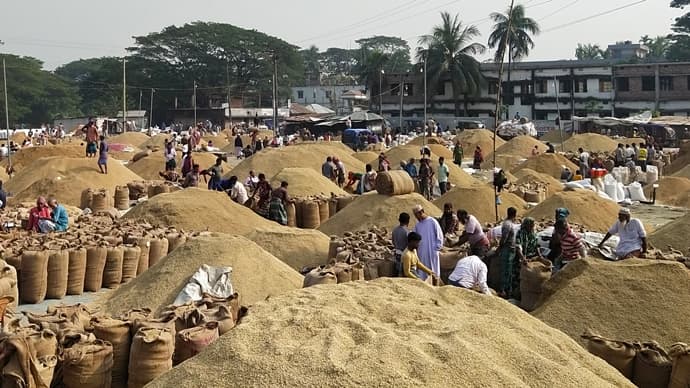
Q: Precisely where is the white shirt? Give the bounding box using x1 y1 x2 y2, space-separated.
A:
448 255 490 295
464 215 487 246
231 182 249 204
164 147 176 161
0 146 7 157
579 152 590 164
244 176 259 188
608 218 646 257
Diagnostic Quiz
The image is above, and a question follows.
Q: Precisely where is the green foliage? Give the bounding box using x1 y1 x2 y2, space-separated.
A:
418 12 486 116
668 0 690 60
575 43 608 60
488 4 540 63
355 35 412 74
584 98 603 113
55 57 124 116
640 35 672 59
0 54 81 127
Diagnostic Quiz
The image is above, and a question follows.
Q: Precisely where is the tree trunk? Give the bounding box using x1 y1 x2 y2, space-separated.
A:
463 94 469 117
506 46 512 121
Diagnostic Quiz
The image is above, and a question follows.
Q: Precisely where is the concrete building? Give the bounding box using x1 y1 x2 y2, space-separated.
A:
608 41 650 61
291 85 367 114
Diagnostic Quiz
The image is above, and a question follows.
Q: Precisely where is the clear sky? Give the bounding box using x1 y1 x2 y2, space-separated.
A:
0 0 679 70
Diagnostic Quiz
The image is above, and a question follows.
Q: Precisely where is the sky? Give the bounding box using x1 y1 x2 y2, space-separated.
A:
0 0 680 70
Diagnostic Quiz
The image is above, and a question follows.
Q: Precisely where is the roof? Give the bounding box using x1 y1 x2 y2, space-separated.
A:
116 110 147 118
304 104 334 114
290 103 314 115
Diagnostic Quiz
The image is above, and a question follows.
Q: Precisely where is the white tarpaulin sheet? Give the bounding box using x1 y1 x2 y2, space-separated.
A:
496 119 538 137
173 265 234 305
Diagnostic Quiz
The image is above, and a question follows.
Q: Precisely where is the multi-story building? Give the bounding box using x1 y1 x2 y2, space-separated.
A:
290 85 368 114
377 60 690 129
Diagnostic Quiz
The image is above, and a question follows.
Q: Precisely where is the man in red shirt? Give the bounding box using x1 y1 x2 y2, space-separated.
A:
554 219 586 269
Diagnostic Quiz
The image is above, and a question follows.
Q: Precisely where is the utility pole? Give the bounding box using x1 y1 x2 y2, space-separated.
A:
122 57 127 133
138 89 143 111
272 54 278 136
193 81 197 126
149 88 155 129
492 0 515 223
423 56 428 147
226 61 232 129
379 69 384 117
3 55 11 165
398 72 404 132
555 76 564 150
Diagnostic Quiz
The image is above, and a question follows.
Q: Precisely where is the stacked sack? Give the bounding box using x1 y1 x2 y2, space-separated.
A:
581 331 690 387
508 181 547 204
292 193 354 229
0 294 245 388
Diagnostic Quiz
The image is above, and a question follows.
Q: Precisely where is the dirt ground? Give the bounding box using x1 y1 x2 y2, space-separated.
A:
627 203 687 232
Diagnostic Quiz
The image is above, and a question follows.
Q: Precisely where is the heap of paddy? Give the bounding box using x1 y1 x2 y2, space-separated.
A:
525 190 620 233
433 184 527 224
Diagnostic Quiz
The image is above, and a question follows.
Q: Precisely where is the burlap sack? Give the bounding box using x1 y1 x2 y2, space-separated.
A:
121 245 141 283
20 250 49 304
375 171 415 195
66 248 87 295
62 339 113 388
174 321 219 365
582 331 636 378
84 246 107 292
519 258 553 312
92 317 131 388
46 250 69 299
128 327 174 388
102 246 124 288
633 341 672 388
302 267 337 288
669 343 690 388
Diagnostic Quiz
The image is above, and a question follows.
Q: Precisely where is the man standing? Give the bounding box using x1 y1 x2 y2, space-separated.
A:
268 181 290 226
637 143 648 173
614 143 625 167
598 208 647 260
322 157 335 181
227 176 248 204
234 134 243 160
498 207 518 298
457 210 490 257
392 212 411 276
401 232 436 280
439 203 459 235
453 141 463 166
412 205 443 280
447 255 491 295
207 157 224 191
97 135 109 174
437 157 450 195
85 121 99 158
0 180 6 210
418 158 432 200
577 148 590 178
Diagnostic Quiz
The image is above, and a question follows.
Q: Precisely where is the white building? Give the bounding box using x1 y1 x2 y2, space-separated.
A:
291 85 367 114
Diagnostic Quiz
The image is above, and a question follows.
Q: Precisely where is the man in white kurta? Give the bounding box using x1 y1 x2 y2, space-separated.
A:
412 205 443 280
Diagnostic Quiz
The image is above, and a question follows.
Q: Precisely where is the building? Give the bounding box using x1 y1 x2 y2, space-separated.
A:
608 41 650 61
291 85 367 114
116 110 148 130
378 59 690 130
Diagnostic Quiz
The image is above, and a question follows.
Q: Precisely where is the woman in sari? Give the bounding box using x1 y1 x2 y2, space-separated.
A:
513 217 541 299
254 173 272 218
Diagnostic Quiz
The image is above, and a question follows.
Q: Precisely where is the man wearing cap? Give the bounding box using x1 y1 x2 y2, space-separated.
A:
412 205 443 280
598 208 647 260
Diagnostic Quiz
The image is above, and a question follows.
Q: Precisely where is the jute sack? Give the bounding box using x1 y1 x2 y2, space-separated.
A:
91 189 110 212
363 260 379 280
62 339 113 388
126 181 148 200
80 188 93 210
301 201 320 229
25 311 82 336
117 308 152 323
114 186 130 210
317 199 330 224
669 343 690 388
46 303 93 332
131 150 150 163
131 237 150 276
350 263 365 281
286 202 297 227
121 245 141 283
92 317 131 388
20 250 49 304
519 258 553 312
128 327 174 388
165 232 186 254
37 355 58 388
336 195 355 211
375 258 397 278
633 341 672 388
148 237 169 267
84 246 107 292
66 248 87 295
202 305 235 335
0 259 19 308
582 331 636 379
302 267 337 288
196 293 242 324
102 246 124 288
1 335 52 388
174 321 219 365
439 249 462 270
294 200 304 228
375 171 415 195
130 317 176 343
46 250 69 300
328 199 337 218
331 263 352 283
25 328 59 359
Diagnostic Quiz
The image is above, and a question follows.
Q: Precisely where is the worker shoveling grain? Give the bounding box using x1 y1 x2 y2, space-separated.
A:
318 192 441 236
123 188 276 236
533 258 690 348
147 278 633 387
99 234 302 316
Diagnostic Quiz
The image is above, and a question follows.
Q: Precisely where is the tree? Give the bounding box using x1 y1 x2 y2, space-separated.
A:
55 57 125 116
355 35 412 73
668 0 690 60
318 47 358 86
640 35 672 59
301 45 321 85
0 54 81 127
354 51 390 111
575 43 608 60
488 4 540 118
418 12 486 117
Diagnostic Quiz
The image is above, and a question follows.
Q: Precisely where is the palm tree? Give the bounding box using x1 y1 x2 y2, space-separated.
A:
418 12 486 117
640 35 672 59
575 43 608 60
356 50 390 111
488 4 540 119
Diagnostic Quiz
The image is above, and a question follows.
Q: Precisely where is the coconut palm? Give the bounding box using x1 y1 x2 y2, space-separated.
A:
488 4 540 118
418 12 486 117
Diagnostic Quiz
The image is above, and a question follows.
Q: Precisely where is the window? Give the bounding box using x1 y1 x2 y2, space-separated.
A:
297 90 304 99
391 83 400 96
574 80 587 93
617 78 630 92
488 82 498 95
660 76 673 91
535 80 548 94
403 83 414 96
599 80 613 92
521 83 533 95
325 90 332 99
436 82 446 96
313 90 317 99
559 80 571 93
642 76 655 91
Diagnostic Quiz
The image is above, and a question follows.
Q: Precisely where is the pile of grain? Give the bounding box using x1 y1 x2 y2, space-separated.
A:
619 137 646 146
649 216 690 251
433 184 527 224
123 188 275 235
540 129 572 143
108 132 151 148
561 133 618 153
1 143 84 169
227 143 366 182
667 141 690 175
246 227 330 271
100 234 302 316
140 134 170 150
454 129 506 154
202 134 230 149
671 164 690 179
514 168 564 196
149 278 632 387
127 152 228 181
480 154 526 170
513 153 578 178
493 135 547 158
384 145 480 187
221 130 276 154
6 157 143 207
350 151 379 164
643 176 690 208
427 144 453 160
318 193 441 236
406 136 446 146
533 258 690 347
269 167 348 197
525 190 619 232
